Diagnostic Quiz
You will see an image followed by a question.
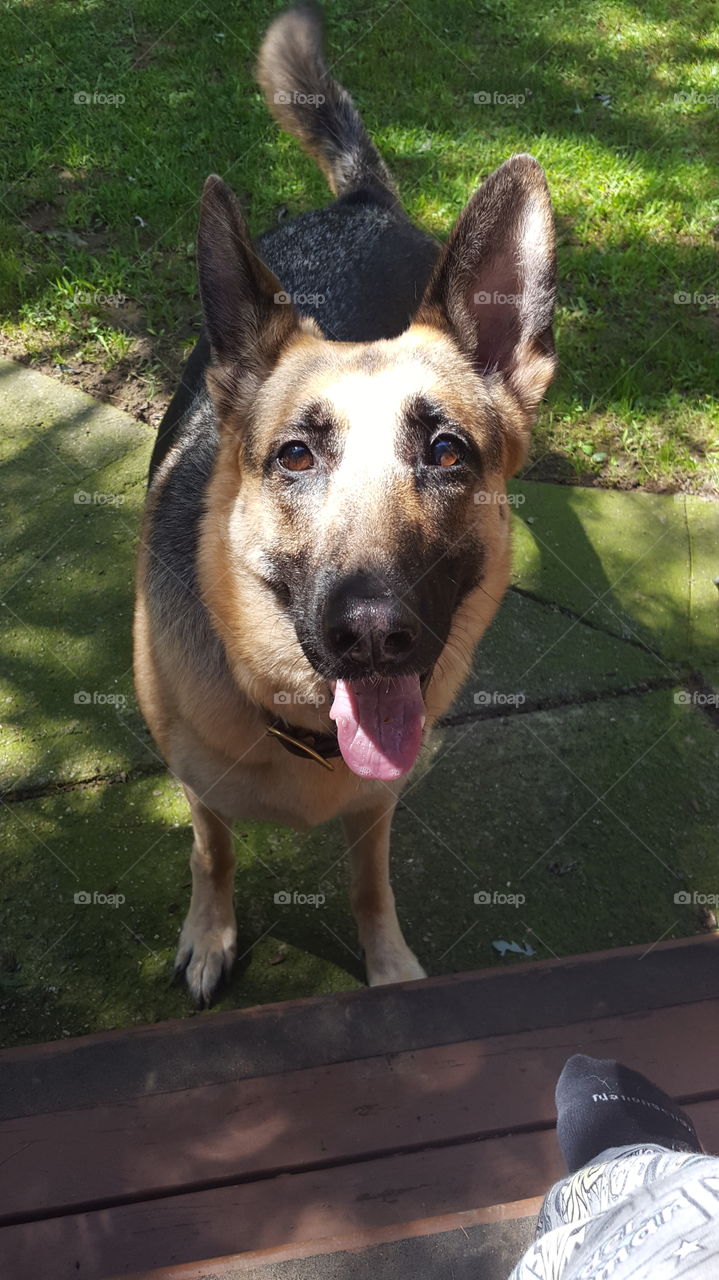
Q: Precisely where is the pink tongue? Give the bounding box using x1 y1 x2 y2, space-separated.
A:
329 676 426 781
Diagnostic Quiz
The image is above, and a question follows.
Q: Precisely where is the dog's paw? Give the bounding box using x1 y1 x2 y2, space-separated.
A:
174 914 237 1006
365 943 427 986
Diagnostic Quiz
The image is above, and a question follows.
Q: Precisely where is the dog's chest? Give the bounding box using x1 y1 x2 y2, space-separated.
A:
169 720 381 829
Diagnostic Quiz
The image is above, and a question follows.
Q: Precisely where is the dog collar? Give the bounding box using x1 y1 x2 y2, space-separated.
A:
266 718 341 770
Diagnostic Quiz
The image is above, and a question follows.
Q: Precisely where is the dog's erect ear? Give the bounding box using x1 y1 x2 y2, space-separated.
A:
415 154 556 428
198 175 305 414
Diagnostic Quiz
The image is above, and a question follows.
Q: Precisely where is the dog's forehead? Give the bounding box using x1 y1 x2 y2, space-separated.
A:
269 332 470 435
320 355 435 453
254 330 498 470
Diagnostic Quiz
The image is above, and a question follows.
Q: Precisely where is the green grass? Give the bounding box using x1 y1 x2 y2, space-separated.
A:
0 0 717 489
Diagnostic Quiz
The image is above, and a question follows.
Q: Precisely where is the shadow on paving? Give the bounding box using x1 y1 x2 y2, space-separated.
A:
0 355 717 1046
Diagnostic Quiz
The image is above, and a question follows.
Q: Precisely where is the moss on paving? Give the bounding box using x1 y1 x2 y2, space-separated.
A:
1 320 718 1049
3 688 717 1048
511 480 718 666
1 772 361 1047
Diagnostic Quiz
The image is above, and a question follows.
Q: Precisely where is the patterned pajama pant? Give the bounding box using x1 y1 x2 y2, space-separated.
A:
510 1146 719 1279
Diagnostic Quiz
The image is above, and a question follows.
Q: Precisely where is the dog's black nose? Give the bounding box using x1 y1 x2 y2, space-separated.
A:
323 573 420 672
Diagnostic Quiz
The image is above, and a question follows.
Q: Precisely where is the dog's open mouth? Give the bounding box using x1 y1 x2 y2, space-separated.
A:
329 675 427 781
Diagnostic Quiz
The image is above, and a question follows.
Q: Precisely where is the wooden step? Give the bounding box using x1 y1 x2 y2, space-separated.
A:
1 935 717 1279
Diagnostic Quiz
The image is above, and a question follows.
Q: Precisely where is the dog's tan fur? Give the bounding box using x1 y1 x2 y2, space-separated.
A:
134 7 556 1004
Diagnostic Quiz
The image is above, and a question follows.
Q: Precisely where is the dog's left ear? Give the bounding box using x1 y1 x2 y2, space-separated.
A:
197 175 310 416
415 154 556 457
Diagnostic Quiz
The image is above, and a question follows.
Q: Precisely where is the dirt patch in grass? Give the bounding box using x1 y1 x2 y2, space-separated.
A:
0 332 181 426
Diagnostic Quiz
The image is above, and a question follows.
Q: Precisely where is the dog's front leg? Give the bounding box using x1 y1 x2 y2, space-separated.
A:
174 788 237 1005
343 803 426 986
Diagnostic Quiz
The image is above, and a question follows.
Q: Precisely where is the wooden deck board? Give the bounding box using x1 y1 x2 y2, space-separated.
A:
2 934 717 1119
4 1099 719 1280
4 997 719 1223
1 935 718 1279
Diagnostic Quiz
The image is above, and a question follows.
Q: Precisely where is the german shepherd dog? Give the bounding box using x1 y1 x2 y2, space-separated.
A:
134 5 556 1004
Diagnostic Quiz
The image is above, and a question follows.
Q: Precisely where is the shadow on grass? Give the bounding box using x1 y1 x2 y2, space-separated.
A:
1 0 717 473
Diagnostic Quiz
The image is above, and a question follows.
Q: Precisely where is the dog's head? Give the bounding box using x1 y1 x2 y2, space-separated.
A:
196 159 555 781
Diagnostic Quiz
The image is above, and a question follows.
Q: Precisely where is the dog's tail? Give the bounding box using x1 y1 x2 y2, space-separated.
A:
256 4 398 204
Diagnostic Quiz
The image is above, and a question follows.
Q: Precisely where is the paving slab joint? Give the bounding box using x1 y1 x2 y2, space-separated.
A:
439 675 683 729
509 586 676 660
1 762 167 806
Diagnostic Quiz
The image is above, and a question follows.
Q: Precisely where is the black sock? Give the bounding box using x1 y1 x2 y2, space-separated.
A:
555 1055 701 1173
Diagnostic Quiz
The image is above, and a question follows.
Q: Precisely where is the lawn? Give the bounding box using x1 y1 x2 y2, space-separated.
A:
1 0 718 491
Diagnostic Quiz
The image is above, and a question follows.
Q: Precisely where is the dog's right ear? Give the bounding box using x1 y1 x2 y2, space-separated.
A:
197 175 310 416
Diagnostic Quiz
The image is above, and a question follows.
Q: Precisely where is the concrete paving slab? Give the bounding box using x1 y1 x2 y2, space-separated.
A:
684 495 719 683
450 587 668 719
0 769 361 1046
509 480 718 668
0 359 155 791
3 685 716 1046
1 360 717 1047
1 360 687 795
398 686 718 976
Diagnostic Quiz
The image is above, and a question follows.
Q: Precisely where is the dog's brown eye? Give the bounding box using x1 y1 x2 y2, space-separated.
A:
278 441 314 472
430 435 464 467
